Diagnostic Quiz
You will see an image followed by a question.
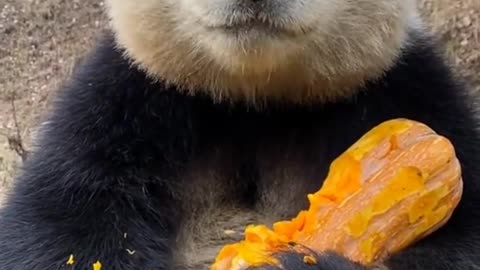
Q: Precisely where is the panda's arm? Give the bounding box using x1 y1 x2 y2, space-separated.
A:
371 42 480 270
323 39 480 270
251 125 480 269
0 38 193 269
379 117 480 269
249 41 480 270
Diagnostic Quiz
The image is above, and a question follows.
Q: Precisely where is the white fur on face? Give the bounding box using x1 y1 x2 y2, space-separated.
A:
105 0 420 105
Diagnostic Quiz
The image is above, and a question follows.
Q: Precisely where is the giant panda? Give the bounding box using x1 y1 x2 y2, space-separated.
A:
0 0 479 269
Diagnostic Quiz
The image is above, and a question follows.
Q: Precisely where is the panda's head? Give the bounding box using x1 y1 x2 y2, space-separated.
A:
106 0 420 105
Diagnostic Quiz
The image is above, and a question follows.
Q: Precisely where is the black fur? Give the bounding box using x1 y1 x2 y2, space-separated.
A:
249 251 368 270
0 31 479 270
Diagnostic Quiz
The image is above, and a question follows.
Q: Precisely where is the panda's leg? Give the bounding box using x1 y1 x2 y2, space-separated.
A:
0 153 183 270
0 89 193 269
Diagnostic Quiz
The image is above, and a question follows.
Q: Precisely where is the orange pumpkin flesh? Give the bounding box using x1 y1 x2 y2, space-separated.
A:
212 119 463 270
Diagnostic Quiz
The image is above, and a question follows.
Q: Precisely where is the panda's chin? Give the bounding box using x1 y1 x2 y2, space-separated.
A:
202 24 306 51
206 18 311 39
200 32 301 75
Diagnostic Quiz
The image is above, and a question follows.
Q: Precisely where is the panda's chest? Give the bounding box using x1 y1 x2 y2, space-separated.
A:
173 133 335 269
186 127 334 213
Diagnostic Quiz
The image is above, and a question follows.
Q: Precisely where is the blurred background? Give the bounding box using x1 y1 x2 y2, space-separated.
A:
0 0 479 201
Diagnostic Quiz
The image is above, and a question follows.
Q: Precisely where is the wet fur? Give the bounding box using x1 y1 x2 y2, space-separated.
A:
0 1 480 270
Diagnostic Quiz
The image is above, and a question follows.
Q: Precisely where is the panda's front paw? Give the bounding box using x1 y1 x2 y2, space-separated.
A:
248 251 387 270
278 251 367 270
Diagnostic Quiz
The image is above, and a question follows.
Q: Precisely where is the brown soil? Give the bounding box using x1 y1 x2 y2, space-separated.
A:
0 0 479 200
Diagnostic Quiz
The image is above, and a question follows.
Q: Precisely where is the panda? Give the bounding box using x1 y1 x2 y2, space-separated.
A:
0 0 479 269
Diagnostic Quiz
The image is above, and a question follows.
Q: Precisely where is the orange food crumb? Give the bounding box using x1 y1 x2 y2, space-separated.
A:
66 254 75 265
303 255 317 265
93 261 102 270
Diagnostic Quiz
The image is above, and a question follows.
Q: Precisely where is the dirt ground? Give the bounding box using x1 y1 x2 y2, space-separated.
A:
0 0 479 200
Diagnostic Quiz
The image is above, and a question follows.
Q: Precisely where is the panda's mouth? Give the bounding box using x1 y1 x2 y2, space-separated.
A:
190 2 318 41
207 19 311 39
219 21 284 34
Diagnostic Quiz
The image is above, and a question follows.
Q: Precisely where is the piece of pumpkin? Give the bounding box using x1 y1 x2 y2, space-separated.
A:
212 118 463 270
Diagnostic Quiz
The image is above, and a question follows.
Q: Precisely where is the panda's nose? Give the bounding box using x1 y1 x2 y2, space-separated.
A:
239 0 265 7
230 0 272 21
238 0 267 13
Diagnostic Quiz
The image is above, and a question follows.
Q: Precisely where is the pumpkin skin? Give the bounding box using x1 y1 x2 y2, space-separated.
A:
212 118 463 270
